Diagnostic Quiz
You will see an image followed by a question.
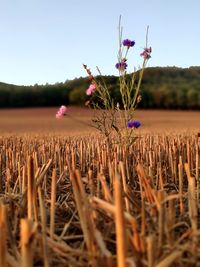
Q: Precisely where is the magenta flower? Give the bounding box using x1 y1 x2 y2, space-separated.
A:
86 83 96 96
140 47 152 60
127 120 141 129
56 105 68 118
122 39 135 48
115 59 128 70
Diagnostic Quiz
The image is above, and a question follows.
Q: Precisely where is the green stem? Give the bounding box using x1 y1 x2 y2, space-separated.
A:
131 59 146 109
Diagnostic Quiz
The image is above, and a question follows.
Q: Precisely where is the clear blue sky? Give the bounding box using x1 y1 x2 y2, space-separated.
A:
0 0 199 85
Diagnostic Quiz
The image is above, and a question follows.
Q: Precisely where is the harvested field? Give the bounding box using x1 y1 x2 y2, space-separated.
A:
0 108 199 266
0 107 199 134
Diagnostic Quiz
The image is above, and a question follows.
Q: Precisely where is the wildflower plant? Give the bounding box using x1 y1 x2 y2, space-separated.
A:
83 18 151 146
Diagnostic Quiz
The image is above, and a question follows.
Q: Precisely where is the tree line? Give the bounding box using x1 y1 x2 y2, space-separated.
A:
0 66 199 109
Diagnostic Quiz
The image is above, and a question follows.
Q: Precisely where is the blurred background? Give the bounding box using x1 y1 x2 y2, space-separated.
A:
0 0 199 110
0 1 199 135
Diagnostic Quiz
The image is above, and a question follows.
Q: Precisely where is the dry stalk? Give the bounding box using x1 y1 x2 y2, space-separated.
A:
36 159 52 187
0 203 7 267
22 165 26 194
17 161 22 194
27 156 35 220
185 163 198 257
119 161 130 212
185 163 198 231
158 190 165 254
186 141 191 171
50 168 56 239
155 250 182 267
166 198 176 246
137 164 160 211
114 173 127 267
158 166 164 190
98 173 113 202
146 235 155 267
38 187 49 267
20 219 34 267
91 196 136 226
178 161 184 214
6 168 11 195
88 169 95 195
70 170 97 265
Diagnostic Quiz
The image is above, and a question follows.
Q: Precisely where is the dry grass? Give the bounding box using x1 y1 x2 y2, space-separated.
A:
0 108 199 266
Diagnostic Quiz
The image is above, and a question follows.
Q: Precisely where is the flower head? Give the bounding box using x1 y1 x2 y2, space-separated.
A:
140 47 152 60
123 39 135 48
56 105 68 118
86 83 96 96
115 59 128 70
127 120 141 129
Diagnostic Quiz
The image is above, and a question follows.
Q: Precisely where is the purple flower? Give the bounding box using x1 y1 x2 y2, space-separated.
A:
140 47 152 60
123 39 135 48
115 59 127 70
127 120 141 129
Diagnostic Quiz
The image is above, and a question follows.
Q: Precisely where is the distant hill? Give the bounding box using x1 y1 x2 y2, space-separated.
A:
0 66 200 109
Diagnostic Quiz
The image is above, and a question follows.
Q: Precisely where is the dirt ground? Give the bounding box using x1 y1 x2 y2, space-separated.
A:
0 107 199 135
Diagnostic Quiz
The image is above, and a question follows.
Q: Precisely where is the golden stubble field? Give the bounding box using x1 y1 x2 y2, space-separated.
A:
0 108 199 267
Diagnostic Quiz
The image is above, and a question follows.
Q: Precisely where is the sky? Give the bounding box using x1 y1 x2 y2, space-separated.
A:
0 0 199 86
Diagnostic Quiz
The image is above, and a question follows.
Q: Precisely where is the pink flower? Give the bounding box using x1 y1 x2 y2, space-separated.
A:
56 105 68 118
140 47 152 60
86 83 96 96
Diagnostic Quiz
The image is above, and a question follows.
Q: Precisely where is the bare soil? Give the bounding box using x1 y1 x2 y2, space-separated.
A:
0 107 199 135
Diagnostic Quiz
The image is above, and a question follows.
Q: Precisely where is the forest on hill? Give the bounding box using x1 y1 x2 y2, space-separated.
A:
0 66 200 109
